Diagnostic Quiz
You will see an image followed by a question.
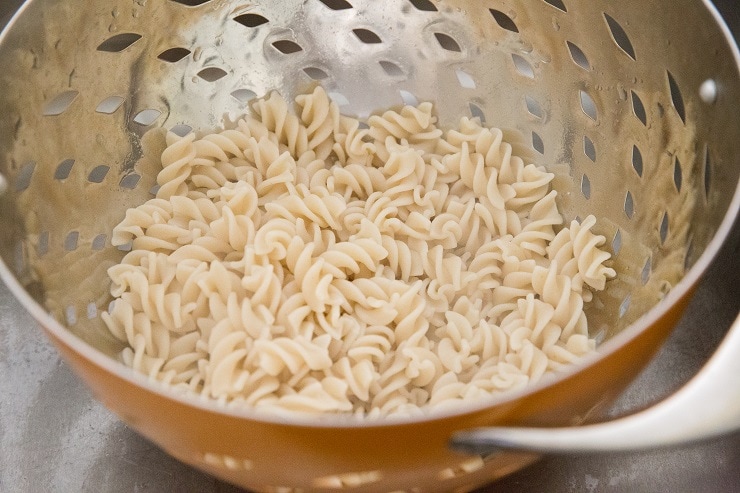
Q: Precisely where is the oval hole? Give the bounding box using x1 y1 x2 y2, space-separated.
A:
673 156 682 192
88 165 110 183
489 9 519 33
612 229 622 255
96 95 125 114
170 0 213 5
579 90 597 121
54 159 75 180
660 212 669 244
318 0 353 10
197 67 228 82
584 135 596 162
87 302 98 320
14 161 35 192
303 67 329 80
158 47 191 63
618 294 631 318
97 33 142 53
92 234 107 251
353 28 382 44
667 71 686 123
580 174 591 199
544 0 567 12
512 54 534 79
434 32 461 52
631 91 647 126
567 41 590 70
117 241 133 252
525 96 544 119
120 173 141 190
456 69 476 89
231 88 257 103
624 190 635 219
43 90 79 116
408 0 437 11
234 13 269 28
328 92 350 107
133 109 162 126
170 124 193 137
65 231 80 251
469 102 486 123
37 231 49 256
400 90 419 106
532 131 544 154
632 145 643 177
272 40 303 54
604 13 636 60
379 60 404 77
641 257 652 285
65 305 77 326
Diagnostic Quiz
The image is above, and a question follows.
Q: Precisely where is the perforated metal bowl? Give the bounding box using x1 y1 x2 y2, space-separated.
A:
0 0 738 491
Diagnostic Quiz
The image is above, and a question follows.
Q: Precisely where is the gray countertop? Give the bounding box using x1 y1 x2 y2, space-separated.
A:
1 1 740 492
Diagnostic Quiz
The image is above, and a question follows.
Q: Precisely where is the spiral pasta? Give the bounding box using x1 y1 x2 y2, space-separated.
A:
102 87 616 417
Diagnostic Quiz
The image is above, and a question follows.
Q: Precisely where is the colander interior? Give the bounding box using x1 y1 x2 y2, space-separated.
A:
0 0 738 382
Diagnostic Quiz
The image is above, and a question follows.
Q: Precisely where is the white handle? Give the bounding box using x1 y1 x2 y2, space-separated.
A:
451 313 740 455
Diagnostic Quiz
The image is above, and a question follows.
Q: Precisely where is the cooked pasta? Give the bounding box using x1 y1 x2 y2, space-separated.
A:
102 86 616 417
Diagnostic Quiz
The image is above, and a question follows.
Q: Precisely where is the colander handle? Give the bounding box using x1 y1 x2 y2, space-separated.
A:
450 313 740 455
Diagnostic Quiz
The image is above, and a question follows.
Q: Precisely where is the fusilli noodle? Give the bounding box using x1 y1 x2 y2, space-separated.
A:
102 87 616 417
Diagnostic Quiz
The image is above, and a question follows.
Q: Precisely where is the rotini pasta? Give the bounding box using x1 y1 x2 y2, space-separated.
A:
103 87 616 417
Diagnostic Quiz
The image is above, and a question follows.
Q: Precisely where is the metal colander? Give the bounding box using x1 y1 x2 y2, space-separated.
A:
0 0 738 492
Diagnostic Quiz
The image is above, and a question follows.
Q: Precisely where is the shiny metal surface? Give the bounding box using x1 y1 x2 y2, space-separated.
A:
2 0 738 354
1 0 740 491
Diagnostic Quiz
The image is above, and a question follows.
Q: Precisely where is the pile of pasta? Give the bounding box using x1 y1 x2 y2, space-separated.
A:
102 86 615 417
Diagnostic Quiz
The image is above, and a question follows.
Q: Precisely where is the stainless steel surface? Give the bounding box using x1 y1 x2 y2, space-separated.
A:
0 0 739 491
2 0 739 363
453 314 740 454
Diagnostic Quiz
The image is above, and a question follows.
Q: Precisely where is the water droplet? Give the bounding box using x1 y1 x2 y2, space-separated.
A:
552 18 560 30
193 47 203 61
111 8 119 17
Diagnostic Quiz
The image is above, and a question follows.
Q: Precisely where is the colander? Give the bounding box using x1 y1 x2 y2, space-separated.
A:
0 0 738 491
